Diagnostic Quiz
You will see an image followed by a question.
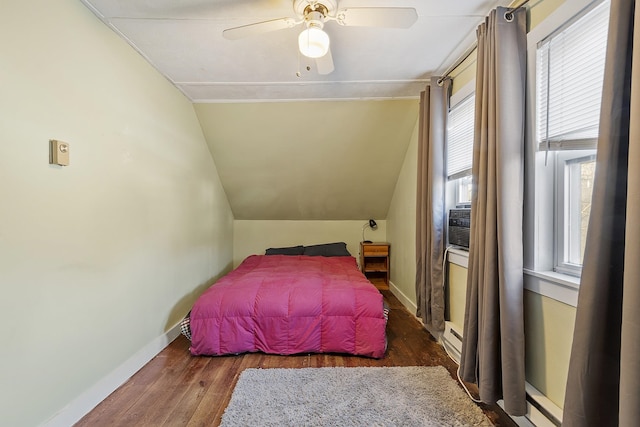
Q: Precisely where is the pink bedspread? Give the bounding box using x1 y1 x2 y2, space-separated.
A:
189 255 387 358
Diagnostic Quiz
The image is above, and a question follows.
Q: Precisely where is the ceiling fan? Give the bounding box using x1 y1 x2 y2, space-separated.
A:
222 0 418 75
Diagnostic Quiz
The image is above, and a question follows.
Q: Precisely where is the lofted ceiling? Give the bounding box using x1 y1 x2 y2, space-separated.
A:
79 0 508 220
195 100 419 219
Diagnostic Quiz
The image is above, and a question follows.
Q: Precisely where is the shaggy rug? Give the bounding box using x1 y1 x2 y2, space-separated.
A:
219 365 491 426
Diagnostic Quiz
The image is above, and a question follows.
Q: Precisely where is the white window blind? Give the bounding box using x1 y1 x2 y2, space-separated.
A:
536 0 610 151
447 94 475 179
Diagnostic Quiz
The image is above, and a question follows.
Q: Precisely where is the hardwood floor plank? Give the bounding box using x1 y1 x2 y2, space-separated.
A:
75 290 517 427
180 357 238 427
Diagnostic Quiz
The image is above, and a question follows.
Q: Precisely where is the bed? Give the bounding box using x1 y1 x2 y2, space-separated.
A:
182 243 388 358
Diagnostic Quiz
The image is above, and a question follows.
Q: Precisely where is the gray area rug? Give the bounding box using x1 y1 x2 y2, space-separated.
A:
220 365 491 426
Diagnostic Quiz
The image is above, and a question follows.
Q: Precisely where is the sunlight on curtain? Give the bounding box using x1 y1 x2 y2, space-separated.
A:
458 6 527 416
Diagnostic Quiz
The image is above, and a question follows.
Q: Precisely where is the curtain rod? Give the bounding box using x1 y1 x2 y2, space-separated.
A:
438 0 531 83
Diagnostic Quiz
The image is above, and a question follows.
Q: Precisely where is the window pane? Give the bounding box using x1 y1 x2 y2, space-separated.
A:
565 156 596 265
579 160 595 262
457 175 472 206
447 95 475 179
537 0 609 149
535 0 609 277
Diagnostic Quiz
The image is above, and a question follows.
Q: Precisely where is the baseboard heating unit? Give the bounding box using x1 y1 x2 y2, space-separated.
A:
440 321 563 427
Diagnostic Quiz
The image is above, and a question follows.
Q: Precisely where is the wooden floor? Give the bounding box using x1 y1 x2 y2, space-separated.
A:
76 290 517 426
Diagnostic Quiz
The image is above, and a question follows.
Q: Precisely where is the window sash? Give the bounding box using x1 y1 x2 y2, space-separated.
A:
447 94 475 179
536 0 609 151
456 175 472 207
554 151 597 276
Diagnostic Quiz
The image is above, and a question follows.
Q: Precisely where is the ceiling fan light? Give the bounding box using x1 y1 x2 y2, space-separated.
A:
298 27 330 58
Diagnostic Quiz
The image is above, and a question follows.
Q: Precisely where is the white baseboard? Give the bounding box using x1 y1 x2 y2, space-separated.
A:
389 281 445 340
42 323 183 427
388 280 417 315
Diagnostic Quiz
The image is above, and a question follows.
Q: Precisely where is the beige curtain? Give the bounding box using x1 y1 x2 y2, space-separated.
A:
415 76 451 334
458 7 527 416
563 0 640 425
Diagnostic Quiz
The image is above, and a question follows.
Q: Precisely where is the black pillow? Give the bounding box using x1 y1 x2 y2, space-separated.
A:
265 245 305 255
303 242 351 257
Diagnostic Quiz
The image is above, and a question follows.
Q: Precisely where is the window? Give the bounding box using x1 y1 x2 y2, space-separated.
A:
456 175 473 207
532 0 609 277
447 94 475 207
555 151 596 274
536 1 609 151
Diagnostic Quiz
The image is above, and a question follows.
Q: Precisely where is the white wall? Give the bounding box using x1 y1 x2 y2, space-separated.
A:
386 118 419 307
233 220 386 267
0 1 234 426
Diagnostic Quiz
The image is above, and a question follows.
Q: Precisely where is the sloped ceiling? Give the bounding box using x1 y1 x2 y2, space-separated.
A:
195 100 419 219
79 0 509 221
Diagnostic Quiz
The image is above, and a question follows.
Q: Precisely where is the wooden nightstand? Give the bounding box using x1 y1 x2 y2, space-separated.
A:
360 242 390 290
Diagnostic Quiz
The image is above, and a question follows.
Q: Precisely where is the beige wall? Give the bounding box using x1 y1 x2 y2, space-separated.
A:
447 268 576 408
450 51 478 95
528 0 567 29
446 263 468 331
524 290 576 408
386 117 419 305
233 220 386 267
0 1 234 426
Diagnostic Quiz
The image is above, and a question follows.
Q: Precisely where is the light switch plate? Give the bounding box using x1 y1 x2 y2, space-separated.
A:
50 139 70 166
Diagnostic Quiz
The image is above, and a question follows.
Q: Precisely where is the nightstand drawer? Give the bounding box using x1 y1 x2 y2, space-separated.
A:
363 245 389 256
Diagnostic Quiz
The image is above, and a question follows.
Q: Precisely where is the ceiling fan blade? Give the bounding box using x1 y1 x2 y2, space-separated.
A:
316 48 334 75
336 7 418 28
223 17 297 40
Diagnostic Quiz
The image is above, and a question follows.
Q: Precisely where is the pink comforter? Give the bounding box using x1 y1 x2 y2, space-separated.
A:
189 255 387 358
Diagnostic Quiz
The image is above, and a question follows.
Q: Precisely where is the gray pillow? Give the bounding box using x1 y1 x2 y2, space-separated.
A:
303 242 351 257
265 245 304 255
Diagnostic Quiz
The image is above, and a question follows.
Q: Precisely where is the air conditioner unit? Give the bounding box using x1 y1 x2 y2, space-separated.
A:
448 209 470 248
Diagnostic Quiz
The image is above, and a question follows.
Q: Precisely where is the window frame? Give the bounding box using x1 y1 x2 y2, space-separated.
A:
554 150 597 276
447 81 475 211
524 0 608 306
455 175 472 208
445 80 475 248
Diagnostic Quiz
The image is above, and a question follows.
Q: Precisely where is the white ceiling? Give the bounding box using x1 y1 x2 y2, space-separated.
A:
80 0 509 102
78 0 508 221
